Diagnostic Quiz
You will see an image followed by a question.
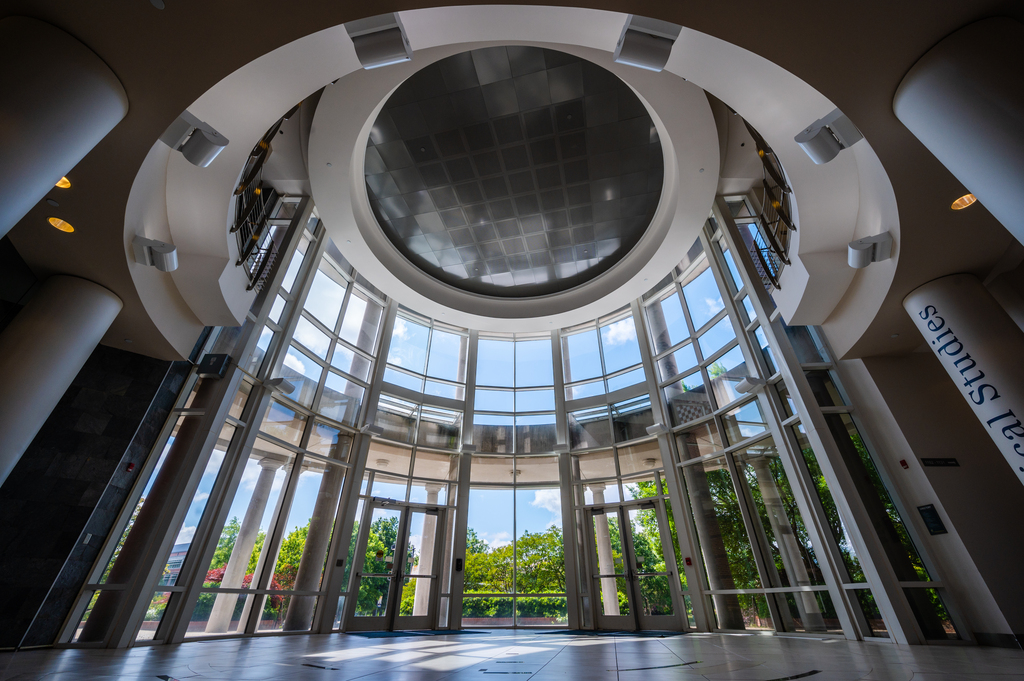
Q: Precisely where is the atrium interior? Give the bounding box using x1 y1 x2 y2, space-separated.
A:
1 3 1023 680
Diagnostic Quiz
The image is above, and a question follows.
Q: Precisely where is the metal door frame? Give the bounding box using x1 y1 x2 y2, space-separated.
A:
343 497 446 632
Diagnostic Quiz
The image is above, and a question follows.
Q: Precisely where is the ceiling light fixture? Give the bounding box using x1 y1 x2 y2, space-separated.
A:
848 232 894 268
795 108 864 164
158 110 229 167
48 217 73 232
950 193 977 210
345 13 413 69
55 176 71 189
613 14 681 72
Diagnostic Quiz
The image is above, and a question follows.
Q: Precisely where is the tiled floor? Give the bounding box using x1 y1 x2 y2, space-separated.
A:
1 630 1022 680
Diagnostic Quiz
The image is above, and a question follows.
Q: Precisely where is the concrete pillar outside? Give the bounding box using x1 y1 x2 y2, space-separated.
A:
589 484 620 616
750 456 825 632
206 458 282 633
412 484 444 617
0 17 128 237
904 273 1024 488
0 275 122 486
281 455 348 631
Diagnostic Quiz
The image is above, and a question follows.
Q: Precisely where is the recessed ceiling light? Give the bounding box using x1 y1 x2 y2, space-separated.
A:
55 176 71 189
46 198 59 207
950 193 976 210
48 217 74 233
890 333 899 339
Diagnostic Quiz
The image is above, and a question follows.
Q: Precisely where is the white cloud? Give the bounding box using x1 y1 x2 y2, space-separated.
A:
704 296 725 317
193 492 209 503
283 351 307 375
479 530 512 549
175 525 196 544
602 318 636 346
531 489 562 515
393 317 410 342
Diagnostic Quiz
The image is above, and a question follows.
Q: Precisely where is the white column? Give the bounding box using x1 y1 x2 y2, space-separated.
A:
0 275 122 485
905 274 1024 487
0 17 128 237
590 484 620 616
206 458 282 633
893 18 1024 245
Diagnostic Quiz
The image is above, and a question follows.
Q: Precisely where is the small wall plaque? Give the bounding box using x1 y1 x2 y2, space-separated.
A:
917 504 948 535
921 458 959 467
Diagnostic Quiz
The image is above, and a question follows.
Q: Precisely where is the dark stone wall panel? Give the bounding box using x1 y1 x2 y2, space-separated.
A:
0 344 190 649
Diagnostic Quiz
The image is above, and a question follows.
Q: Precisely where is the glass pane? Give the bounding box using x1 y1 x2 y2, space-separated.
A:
370 473 408 500
516 597 568 626
622 473 659 500
583 481 620 505
515 488 564 593
477 338 514 387
187 592 251 637
618 440 662 475
565 379 604 400
853 589 889 637
601 316 642 374
784 323 827 363
741 296 756 324
318 372 364 426
515 414 557 453
568 406 611 450
562 329 602 382
388 316 430 374
247 326 274 375
474 414 514 453
698 316 736 358
805 370 845 407
575 449 617 481
330 343 372 382
663 372 712 427
682 456 762 630
383 366 422 392
307 423 351 460
268 295 286 324
734 439 824 590
400 511 438 617
592 511 627 614
367 441 413 477
610 395 654 443
282 233 310 293
792 424 863 582
339 288 383 353
754 326 777 375
356 507 402 616
462 597 514 626
682 262 724 331
476 388 514 413
776 382 796 417
606 367 646 393
413 450 458 481
781 591 843 634
905 589 960 640
721 245 743 293
375 394 418 443
163 425 234 585
657 343 697 382
646 292 687 354
628 509 672 614
707 345 750 407
280 345 322 408
260 400 306 446
516 338 553 387
675 420 722 461
409 480 448 505
294 316 330 359
417 405 462 449
426 329 467 382
516 455 560 484
425 380 464 400
710 593 774 631
516 389 555 412
721 399 767 444
466 488 514 594
229 381 252 420
304 263 347 330
137 591 172 641
824 414 930 582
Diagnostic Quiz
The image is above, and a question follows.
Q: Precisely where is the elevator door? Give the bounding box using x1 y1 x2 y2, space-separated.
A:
588 500 683 631
344 499 445 631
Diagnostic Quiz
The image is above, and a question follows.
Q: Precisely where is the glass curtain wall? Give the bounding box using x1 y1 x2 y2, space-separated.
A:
62 192 964 647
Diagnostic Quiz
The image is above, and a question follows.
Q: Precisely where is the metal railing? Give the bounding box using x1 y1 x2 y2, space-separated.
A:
742 120 794 291
232 104 300 292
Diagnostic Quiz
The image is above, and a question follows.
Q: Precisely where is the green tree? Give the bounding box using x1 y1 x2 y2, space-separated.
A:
210 516 240 570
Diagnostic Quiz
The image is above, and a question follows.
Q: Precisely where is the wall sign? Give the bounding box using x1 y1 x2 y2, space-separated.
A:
917 504 947 535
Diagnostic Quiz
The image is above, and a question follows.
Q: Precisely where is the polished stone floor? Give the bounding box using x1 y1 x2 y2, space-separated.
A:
1 630 1022 680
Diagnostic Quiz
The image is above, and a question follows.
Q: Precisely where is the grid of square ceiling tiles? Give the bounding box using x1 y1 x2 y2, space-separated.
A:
364 46 664 298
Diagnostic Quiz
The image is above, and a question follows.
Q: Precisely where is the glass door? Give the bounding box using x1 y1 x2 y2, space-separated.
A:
345 499 444 631
588 500 683 631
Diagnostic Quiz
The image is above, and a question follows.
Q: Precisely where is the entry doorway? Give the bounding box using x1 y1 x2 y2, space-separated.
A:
584 499 685 631
343 498 446 631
